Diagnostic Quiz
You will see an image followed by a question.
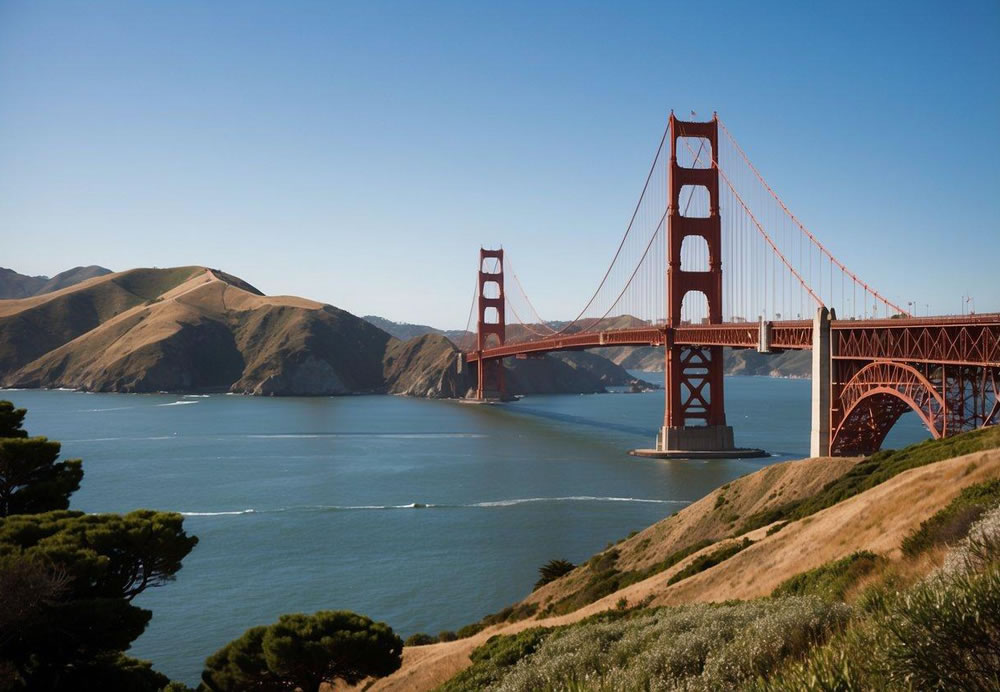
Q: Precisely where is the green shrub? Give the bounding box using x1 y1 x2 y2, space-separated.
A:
436 630 457 642
749 619 892 691
201 611 403 691
436 627 555 691
902 478 1000 556
766 521 789 536
758 532 1000 691
451 600 541 643
772 551 883 601
883 563 1000 690
404 632 436 646
451 597 848 691
588 548 619 573
480 602 538 626
940 504 1000 577
667 537 752 585
455 622 484 639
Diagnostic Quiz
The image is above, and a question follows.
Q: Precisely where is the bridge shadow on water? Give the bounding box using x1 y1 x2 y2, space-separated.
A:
492 402 652 439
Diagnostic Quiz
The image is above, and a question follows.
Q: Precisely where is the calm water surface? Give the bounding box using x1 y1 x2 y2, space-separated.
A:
6 375 928 684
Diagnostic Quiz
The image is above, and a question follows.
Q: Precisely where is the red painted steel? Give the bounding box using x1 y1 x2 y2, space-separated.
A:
466 314 999 455
828 313 1000 454
831 361 946 455
475 249 506 399
464 321 813 362
832 316 1000 367
463 110 999 452
665 114 726 427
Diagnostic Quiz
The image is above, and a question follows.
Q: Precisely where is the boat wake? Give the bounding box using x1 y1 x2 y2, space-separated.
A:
180 496 690 517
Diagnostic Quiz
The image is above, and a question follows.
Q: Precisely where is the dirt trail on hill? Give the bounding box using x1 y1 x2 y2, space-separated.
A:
366 448 1000 692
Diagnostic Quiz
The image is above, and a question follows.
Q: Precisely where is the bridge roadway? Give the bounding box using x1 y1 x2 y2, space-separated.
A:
465 313 1000 369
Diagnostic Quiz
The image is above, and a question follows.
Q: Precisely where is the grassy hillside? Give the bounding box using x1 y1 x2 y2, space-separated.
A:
0 266 203 373
1 267 392 394
440 470 1000 691
370 428 1000 691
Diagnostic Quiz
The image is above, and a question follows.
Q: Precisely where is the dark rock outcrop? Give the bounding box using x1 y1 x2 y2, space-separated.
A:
383 334 472 398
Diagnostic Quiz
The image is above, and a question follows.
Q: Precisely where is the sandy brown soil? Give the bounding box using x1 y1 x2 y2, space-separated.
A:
367 447 1000 692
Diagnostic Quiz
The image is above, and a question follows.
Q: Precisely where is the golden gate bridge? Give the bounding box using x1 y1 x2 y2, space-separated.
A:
459 113 999 458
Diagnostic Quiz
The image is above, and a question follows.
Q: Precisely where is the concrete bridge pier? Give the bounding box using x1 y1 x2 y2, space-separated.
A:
810 307 834 457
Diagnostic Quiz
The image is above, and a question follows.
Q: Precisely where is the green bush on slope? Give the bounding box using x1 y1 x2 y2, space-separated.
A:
772 551 883 601
666 537 753 586
757 498 1000 691
437 627 555 692
755 561 1000 692
438 598 848 692
902 477 1000 556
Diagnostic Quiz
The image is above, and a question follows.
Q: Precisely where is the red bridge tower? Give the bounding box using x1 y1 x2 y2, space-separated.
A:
475 248 506 400
657 113 740 454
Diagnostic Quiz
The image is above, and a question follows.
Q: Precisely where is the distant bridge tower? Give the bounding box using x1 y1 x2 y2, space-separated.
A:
475 248 506 400
657 113 738 454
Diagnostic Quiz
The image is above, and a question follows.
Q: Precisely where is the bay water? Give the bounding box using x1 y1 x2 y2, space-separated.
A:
5 375 928 685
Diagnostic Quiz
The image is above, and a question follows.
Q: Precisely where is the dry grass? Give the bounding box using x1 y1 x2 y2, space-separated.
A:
366 447 1000 692
2 268 392 394
524 454 861 612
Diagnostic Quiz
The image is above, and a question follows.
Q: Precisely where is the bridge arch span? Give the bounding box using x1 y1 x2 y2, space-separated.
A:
831 361 944 456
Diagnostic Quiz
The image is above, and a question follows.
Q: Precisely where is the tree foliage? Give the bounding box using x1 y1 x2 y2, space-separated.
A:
0 511 198 689
0 402 27 439
534 558 576 590
0 401 196 689
0 437 83 517
0 509 198 600
201 610 403 692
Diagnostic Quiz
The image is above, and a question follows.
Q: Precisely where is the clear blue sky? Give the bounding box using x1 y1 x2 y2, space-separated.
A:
2 1 997 327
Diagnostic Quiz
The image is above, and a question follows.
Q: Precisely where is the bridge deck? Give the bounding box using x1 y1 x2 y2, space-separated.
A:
465 314 1000 368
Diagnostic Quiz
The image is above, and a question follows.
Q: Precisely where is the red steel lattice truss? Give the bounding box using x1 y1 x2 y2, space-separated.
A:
830 316 1000 454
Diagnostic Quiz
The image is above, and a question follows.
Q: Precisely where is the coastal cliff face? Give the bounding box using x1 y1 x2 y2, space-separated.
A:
383 334 472 398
